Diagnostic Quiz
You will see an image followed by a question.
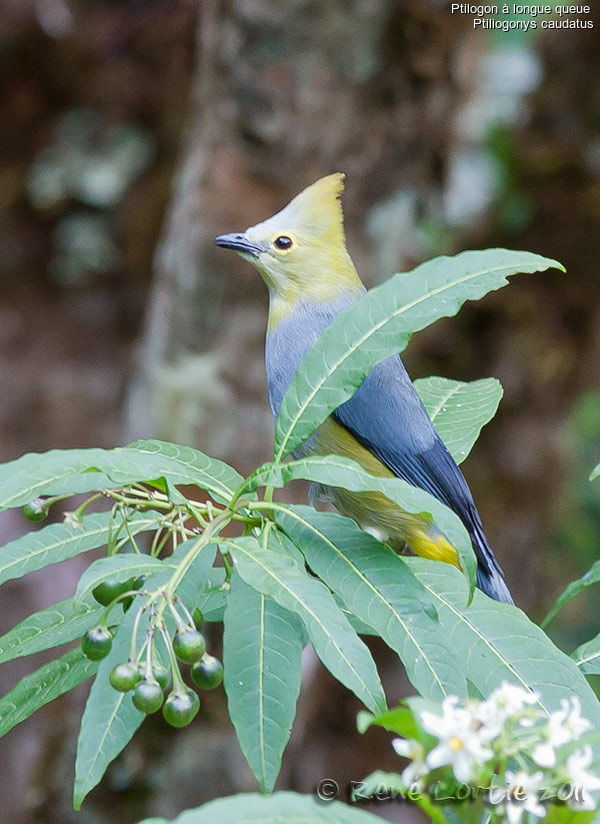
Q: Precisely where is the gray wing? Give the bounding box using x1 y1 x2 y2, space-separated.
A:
333 354 512 602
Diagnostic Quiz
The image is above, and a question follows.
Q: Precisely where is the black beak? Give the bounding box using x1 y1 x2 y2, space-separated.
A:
214 232 262 257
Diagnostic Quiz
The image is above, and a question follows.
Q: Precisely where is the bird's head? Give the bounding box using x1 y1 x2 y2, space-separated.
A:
215 173 363 327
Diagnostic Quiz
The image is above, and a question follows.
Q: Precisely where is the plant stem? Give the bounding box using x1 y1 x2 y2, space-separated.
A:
221 551 233 583
159 625 187 692
105 489 173 511
129 605 147 662
147 510 233 624
73 492 104 518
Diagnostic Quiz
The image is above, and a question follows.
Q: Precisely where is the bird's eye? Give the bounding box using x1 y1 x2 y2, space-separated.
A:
273 235 293 250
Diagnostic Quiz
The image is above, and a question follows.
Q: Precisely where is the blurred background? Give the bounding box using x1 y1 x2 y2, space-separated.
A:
0 0 599 822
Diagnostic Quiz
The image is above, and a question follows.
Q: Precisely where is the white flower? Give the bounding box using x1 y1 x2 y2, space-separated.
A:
485 682 539 724
560 696 592 738
63 510 83 529
420 696 493 783
563 746 600 810
472 695 503 740
533 697 592 768
504 770 546 824
392 738 427 789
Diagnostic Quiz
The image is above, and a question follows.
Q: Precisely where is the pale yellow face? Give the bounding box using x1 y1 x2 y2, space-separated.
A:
215 173 364 328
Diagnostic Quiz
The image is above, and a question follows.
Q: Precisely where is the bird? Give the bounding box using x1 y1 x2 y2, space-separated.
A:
214 173 513 603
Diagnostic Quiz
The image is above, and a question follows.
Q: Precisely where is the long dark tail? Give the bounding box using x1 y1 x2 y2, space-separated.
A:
469 514 514 604
476 561 514 604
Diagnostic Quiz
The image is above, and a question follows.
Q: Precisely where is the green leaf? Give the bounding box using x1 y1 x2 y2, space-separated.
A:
544 807 595 824
169 538 218 613
244 454 476 600
572 632 600 676
0 596 103 664
591 463 600 482
75 554 172 602
136 791 386 824
223 569 303 791
274 249 563 460
542 560 600 628
337 599 377 636
73 603 147 809
406 558 600 723
198 568 228 621
0 511 159 587
0 441 243 512
225 535 386 715
414 376 503 464
0 647 98 738
274 505 466 700
126 439 245 503
0 448 115 509
357 705 420 738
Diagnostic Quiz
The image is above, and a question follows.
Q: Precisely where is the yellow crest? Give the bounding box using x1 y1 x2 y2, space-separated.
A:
275 172 346 244
222 171 363 329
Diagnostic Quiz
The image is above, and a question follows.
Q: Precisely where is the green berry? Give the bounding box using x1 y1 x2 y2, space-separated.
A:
121 575 147 612
152 662 170 691
132 679 164 714
22 499 47 522
122 577 147 612
137 661 170 691
81 626 113 660
92 577 135 607
162 689 200 728
173 629 206 664
191 654 224 690
109 662 141 692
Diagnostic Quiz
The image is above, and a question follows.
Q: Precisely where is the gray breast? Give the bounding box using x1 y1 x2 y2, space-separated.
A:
264 294 359 420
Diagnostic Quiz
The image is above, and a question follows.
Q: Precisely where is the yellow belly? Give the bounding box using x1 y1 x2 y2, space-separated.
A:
309 417 460 568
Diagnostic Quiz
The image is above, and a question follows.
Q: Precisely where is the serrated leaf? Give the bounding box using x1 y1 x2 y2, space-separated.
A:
0 441 242 512
75 554 171 602
274 505 466 700
244 455 476 600
0 596 103 664
0 647 98 738
274 249 563 460
224 569 303 791
414 376 503 464
572 633 600 676
225 535 386 714
73 603 147 809
406 558 600 723
0 511 159 587
542 560 600 628
136 791 386 824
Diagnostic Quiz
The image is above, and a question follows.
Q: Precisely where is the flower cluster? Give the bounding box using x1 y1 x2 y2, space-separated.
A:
390 683 600 823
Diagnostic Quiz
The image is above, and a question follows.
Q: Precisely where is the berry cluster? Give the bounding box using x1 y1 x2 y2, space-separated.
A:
81 580 223 729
